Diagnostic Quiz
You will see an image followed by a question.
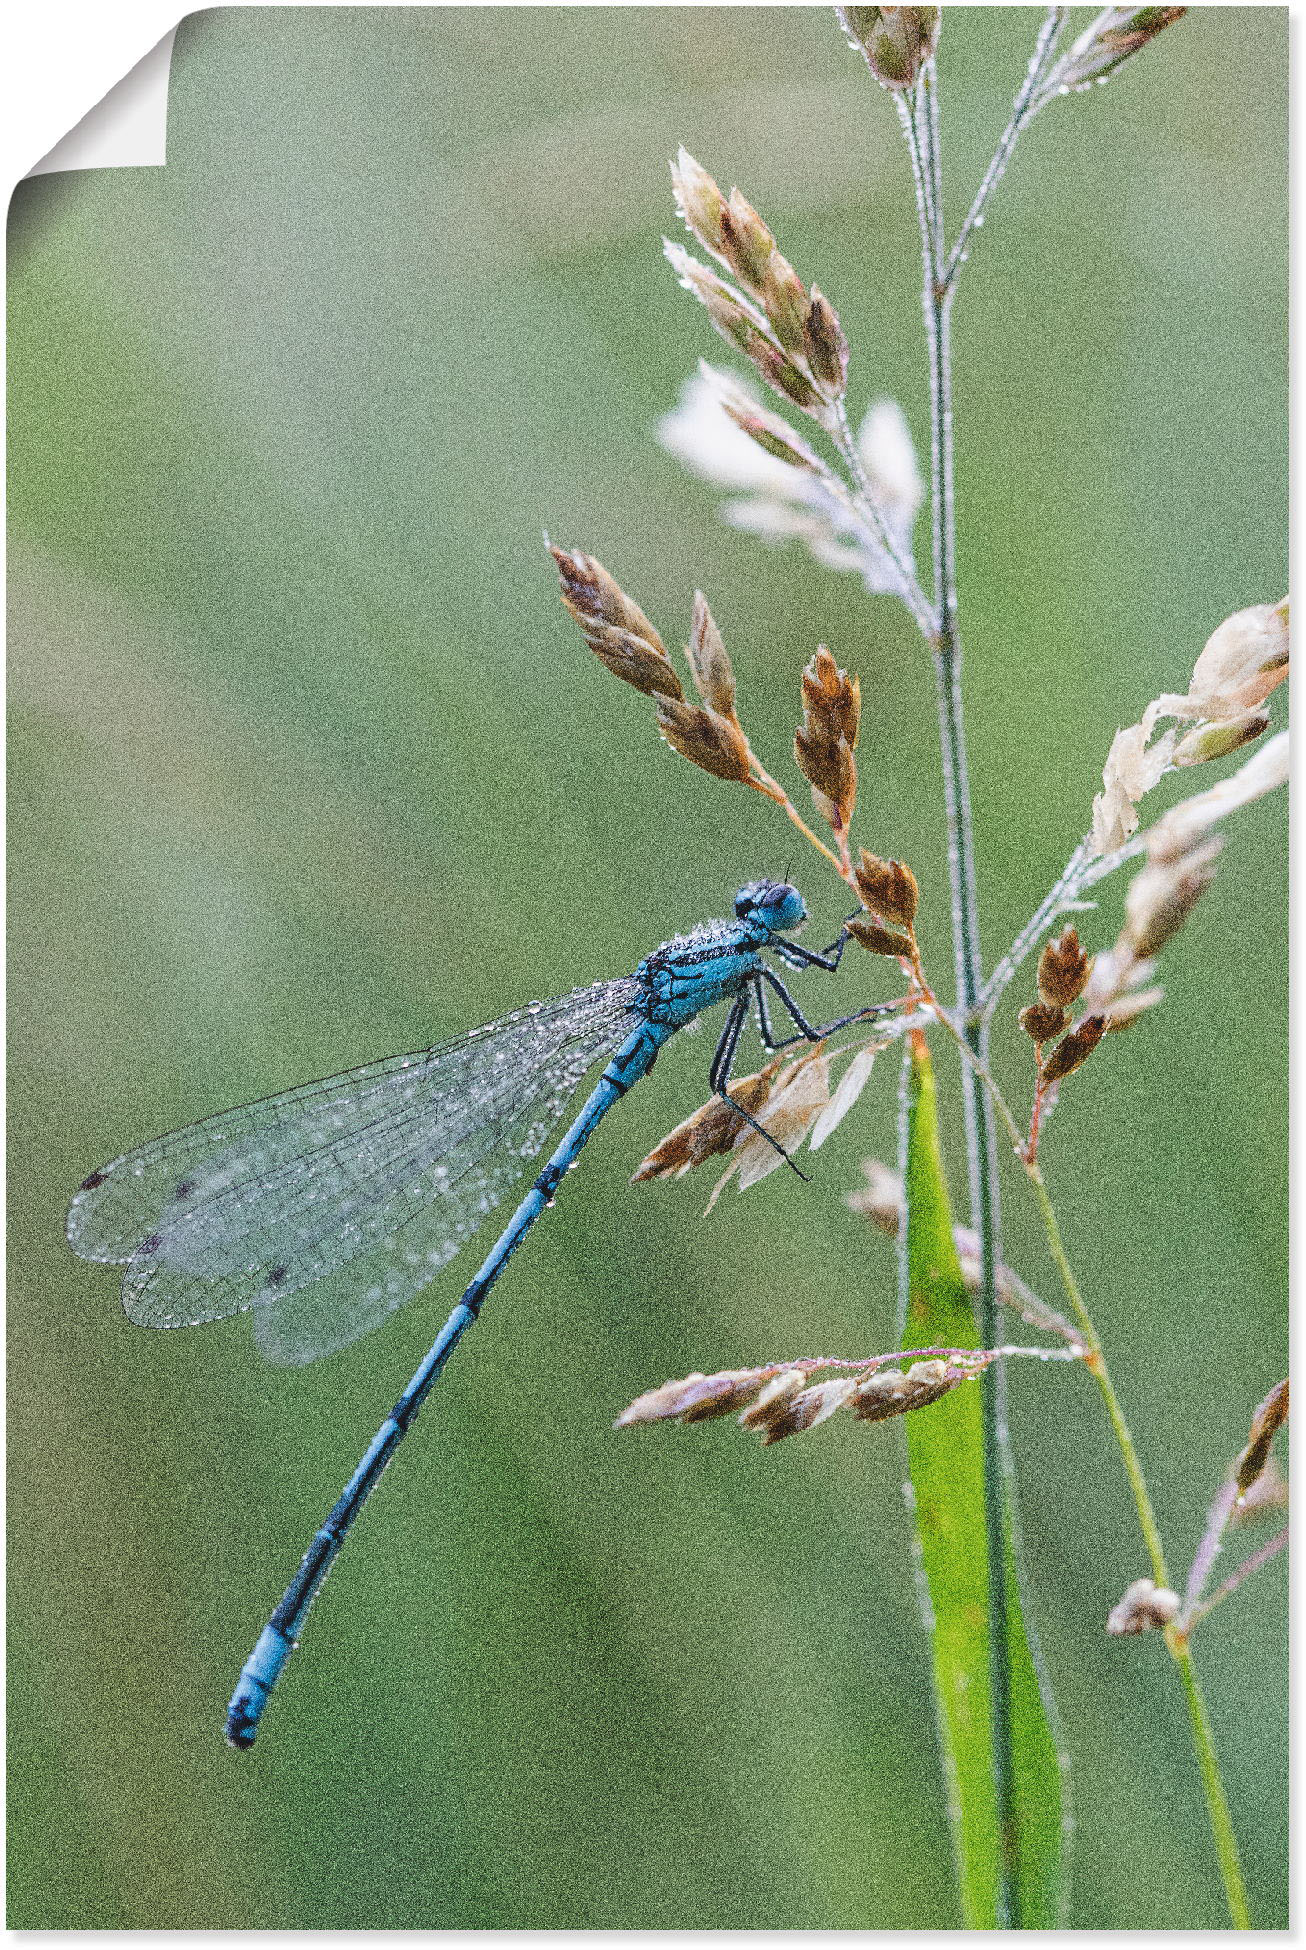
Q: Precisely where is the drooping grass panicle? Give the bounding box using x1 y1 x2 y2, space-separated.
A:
617 1341 1081 1445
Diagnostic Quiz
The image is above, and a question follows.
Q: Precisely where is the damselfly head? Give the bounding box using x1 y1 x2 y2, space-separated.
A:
735 879 806 931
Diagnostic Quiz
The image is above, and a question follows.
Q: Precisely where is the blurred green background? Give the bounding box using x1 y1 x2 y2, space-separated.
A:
8 6 1287 1929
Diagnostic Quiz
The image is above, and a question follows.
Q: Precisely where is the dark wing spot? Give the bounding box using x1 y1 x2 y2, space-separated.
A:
173 1179 195 1202
138 1233 163 1256
265 1265 288 1287
80 1170 107 1192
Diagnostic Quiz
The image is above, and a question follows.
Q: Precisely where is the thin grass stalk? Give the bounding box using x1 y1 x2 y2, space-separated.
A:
928 1008 1253 1929
899 62 1016 1924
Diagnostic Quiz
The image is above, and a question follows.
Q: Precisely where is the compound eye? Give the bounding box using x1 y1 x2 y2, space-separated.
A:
769 883 806 929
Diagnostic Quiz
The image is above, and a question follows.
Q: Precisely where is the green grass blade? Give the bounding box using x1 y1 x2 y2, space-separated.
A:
902 1036 1066 1927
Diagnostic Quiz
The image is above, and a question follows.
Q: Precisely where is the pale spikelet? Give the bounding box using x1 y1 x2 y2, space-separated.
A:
551 547 683 700
808 1041 884 1150
1122 837 1221 959
655 697 752 783
1088 603 1287 858
1235 1379 1289 1501
630 1059 781 1182
1106 1577 1181 1636
1186 598 1289 716
686 593 737 720
844 1159 904 1235
708 1045 832 1207
794 646 860 831
1091 720 1177 855
616 1365 781 1427
857 400 924 536
657 370 916 598
836 6 941 89
1147 730 1289 863
1041 7 1187 102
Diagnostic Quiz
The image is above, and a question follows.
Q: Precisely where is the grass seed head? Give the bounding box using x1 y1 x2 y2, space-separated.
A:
670 148 729 257
736 1367 810 1432
795 647 860 828
851 1357 957 1422
1235 1379 1289 1499
836 6 941 88
719 187 778 293
1173 708 1271 768
631 1060 780 1181
754 1376 858 1444
847 915 914 960
1123 837 1221 958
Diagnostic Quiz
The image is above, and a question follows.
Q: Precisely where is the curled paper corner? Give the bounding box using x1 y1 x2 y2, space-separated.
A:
27 26 177 177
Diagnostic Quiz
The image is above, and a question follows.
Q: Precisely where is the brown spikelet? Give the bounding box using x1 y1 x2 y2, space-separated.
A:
850 1358 959 1422
847 915 914 960
1235 1379 1289 1499
631 1060 781 1182
736 1368 809 1433
551 548 684 701
753 1377 858 1445
1039 1014 1107 1084
1037 927 1092 1008
759 250 810 354
1020 1001 1067 1045
686 593 737 720
854 851 918 931
794 646 859 829
655 697 753 782
802 288 849 398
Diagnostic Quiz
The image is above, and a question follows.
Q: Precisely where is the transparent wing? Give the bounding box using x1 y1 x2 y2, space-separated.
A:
68 978 640 1354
